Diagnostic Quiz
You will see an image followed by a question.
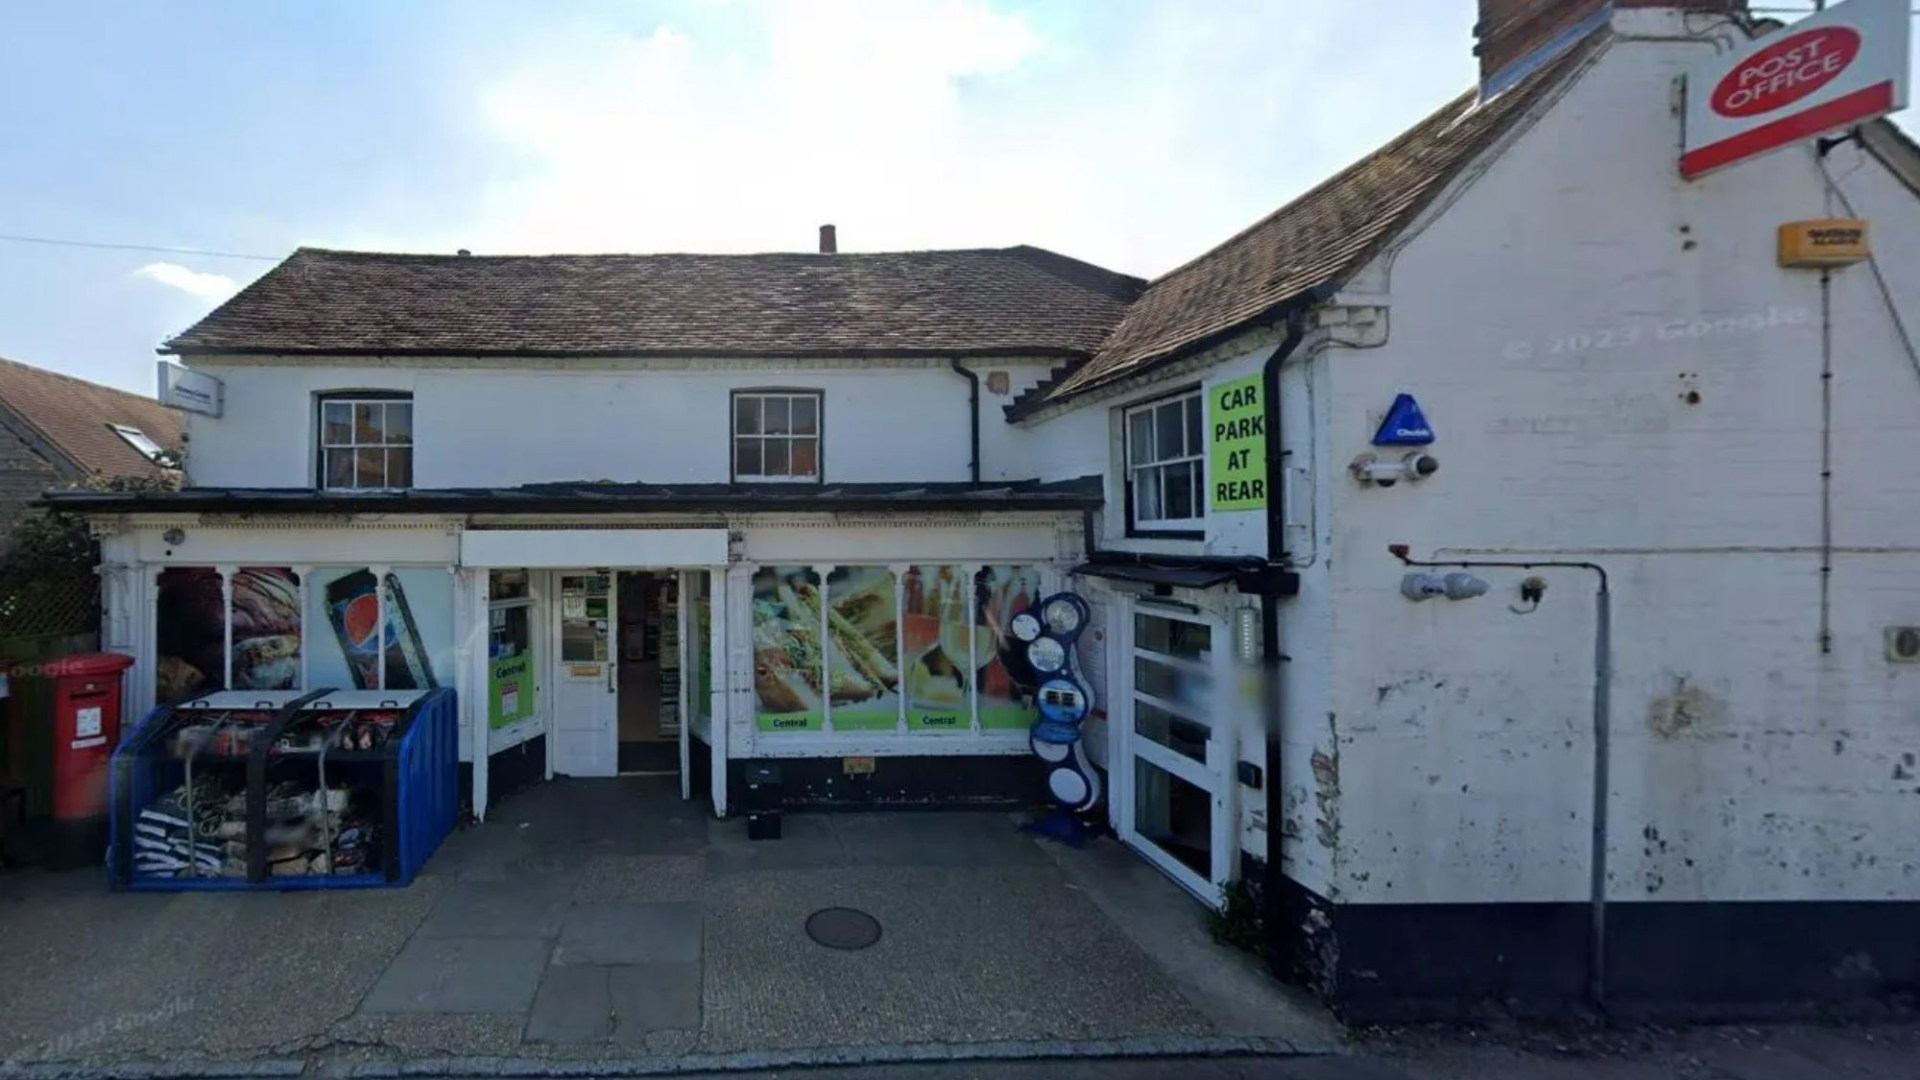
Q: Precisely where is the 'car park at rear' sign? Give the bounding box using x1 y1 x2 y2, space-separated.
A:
1680 0 1908 180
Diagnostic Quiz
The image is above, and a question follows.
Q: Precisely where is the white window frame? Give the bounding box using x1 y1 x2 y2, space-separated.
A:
732 390 822 484
1123 390 1206 532
318 394 414 492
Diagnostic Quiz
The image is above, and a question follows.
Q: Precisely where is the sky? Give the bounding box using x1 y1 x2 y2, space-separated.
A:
0 0 1913 394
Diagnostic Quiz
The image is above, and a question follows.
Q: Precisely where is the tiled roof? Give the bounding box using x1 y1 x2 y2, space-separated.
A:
1015 38 1599 414
0 356 182 479
163 246 1143 359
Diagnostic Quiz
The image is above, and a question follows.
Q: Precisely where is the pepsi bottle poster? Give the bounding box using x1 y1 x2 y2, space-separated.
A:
306 567 454 691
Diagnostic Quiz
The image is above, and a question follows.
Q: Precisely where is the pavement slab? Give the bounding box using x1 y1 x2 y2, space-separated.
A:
413 877 572 940
552 901 704 966
609 962 704 1040
359 935 551 1015
524 964 612 1044
569 853 706 904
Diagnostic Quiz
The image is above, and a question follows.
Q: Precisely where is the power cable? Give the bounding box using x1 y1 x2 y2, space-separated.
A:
0 232 278 262
1816 154 1920 390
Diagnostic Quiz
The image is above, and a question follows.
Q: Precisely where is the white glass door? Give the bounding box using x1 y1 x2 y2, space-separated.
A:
1117 605 1234 906
551 572 617 777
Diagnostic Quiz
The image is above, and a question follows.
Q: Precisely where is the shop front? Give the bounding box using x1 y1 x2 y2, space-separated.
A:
77 488 1098 827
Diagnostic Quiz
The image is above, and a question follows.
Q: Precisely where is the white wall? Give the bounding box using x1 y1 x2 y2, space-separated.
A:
185 359 1058 489
1016 329 1283 560
1314 21 1920 907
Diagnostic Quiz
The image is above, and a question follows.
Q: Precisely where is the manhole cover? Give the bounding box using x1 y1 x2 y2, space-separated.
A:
806 907 882 950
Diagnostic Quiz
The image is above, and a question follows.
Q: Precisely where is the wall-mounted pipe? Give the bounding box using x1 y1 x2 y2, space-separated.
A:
1818 268 1834 655
950 359 981 484
1257 305 1311 982
1391 544 1613 1011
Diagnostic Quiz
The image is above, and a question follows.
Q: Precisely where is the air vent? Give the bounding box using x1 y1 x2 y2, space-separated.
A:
1887 627 1920 663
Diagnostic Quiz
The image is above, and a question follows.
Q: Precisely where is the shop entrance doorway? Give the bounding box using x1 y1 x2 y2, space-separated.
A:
551 572 617 778
615 572 680 774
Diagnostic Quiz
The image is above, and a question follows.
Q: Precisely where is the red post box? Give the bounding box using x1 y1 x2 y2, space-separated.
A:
44 653 135 823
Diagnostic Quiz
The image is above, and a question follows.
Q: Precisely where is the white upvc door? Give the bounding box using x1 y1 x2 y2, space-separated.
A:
551 571 618 777
1114 601 1236 908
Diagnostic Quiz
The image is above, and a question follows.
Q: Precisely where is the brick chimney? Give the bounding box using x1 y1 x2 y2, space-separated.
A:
818 224 837 254
1476 0 1746 90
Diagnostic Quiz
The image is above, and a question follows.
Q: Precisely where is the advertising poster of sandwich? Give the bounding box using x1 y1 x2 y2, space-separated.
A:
824 566 901 731
306 566 454 692
154 566 305 701
752 566 825 731
975 565 1043 729
903 565 973 732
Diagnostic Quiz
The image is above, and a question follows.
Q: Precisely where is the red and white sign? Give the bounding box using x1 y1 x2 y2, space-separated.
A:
1682 0 1909 180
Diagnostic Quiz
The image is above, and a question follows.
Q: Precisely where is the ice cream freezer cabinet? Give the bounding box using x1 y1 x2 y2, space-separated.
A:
107 687 458 890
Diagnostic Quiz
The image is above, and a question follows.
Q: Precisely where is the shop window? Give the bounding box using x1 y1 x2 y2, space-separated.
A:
975 566 1043 730
732 391 821 482
305 567 454 691
825 566 900 731
231 568 301 690
1124 390 1204 533
902 565 972 732
751 567 825 731
693 576 713 732
489 587 535 731
156 568 228 701
488 569 530 602
155 567 303 699
319 393 413 491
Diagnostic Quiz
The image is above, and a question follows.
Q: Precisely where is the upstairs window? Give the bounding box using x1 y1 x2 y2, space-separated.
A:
733 390 821 482
319 393 413 490
1125 390 1204 532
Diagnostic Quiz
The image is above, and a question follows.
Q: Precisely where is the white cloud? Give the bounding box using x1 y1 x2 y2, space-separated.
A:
132 261 241 301
450 0 1477 278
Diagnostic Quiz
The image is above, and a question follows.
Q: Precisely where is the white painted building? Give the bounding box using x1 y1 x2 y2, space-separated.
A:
60 0 1919 1021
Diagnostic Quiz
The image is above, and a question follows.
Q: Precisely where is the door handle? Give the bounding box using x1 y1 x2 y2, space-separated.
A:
607 662 615 694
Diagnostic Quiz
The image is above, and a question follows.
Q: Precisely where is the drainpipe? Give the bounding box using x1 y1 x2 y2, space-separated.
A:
1818 268 1834 655
1257 305 1310 981
950 359 980 484
1391 545 1613 1011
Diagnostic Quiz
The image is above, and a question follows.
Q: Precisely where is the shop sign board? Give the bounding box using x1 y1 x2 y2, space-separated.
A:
1681 0 1909 180
1208 374 1267 511
157 361 224 417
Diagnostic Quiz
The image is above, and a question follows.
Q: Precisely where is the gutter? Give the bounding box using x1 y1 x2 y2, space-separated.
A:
950 359 982 483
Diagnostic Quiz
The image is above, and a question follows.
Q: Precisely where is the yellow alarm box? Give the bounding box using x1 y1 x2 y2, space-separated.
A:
1778 219 1869 268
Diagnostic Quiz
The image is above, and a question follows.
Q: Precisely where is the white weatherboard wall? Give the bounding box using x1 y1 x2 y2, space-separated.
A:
1309 19 1920 909
184 360 1059 489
